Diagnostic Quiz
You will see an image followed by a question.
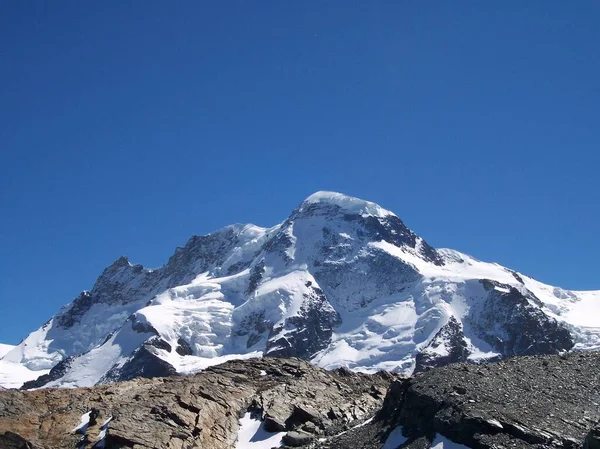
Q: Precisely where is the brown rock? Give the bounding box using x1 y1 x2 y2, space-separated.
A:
0 358 393 449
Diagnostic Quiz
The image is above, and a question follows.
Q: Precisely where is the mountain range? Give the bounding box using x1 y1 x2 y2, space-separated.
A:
1 191 599 389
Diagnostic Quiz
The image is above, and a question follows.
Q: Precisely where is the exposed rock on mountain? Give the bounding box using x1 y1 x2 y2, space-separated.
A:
0 358 393 449
1 192 599 388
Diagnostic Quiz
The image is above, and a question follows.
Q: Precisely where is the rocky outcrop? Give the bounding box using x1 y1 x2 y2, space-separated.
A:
414 316 469 373
585 424 600 449
20 356 75 390
267 282 342 359
0 357 394 449
323 351 600 449
471 280 575 357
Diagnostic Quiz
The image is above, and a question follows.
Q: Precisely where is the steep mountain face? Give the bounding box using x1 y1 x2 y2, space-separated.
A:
1 192 599 389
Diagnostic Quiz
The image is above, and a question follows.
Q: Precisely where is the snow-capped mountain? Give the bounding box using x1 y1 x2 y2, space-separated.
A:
1 192 599 389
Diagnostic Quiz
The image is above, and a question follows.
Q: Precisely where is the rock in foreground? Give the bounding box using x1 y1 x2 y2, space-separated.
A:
0 357 394 449
324 351 600 449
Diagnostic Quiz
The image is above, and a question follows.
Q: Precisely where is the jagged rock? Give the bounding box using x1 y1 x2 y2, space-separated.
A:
585 424 600 449
266 282 342 359
0 431 44 449
283 430 314 446
326 351 600 449
0 357 393 449
471 280 575 357
99 345 177 383
175 337 194 356
414 316 469 373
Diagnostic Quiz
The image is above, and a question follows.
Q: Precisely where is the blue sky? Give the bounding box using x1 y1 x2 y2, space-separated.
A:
1 2 599 344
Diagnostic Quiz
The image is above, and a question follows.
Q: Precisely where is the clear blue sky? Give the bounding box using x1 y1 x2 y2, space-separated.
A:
1 2 599 344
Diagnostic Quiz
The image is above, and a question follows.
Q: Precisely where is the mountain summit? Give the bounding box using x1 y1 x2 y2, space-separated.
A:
1 192 599 389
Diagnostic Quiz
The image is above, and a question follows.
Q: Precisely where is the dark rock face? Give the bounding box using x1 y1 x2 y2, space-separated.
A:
246 261 265 294
55 291 95 328
262 223 295 264
0 431 44 449
283 430 314 446
175 337 194 356
0 358 393 449
267 283 341 359
350 214 443 266
20 356 75 390
56 226 251 331
56 257 151 329
414 316 469 373
470 280 575 357
586 424 600 449
163 227 247 286
332 352 600 449
99 345 177 384
235 310 274 349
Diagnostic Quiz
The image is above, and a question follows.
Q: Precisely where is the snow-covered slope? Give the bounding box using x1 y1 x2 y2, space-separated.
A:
2 191 599 389
0 344 13 358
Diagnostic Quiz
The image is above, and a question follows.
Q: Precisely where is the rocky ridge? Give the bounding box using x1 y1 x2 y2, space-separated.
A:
324 351 600 449
2 353 600 448
0 357 394 449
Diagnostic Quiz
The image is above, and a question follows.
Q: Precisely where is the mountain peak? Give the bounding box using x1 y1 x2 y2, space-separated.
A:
302 191 394 218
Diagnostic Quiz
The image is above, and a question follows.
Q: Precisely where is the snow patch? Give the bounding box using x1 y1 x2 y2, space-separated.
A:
72 411 92 434
235 412 285 449
382 425 408 449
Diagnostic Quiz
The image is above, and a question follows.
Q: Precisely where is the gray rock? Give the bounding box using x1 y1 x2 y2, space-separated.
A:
414 316 469 373
283 430 314 447
0 357 394 449
585 424 600 449
326 351 600 449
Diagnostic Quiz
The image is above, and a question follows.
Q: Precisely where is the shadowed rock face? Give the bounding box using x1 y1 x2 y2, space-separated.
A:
0 358 395 449
323 351 600 449
414 316 469 373
470 280 575 357
267 282 342 359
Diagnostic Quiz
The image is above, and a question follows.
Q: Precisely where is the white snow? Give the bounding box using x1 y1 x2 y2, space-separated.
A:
0 344 14 358
303 191 394 217
0 359 49 389
72 411 92 434
382 426 408 449
235 412 285 449
0 344 44 390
